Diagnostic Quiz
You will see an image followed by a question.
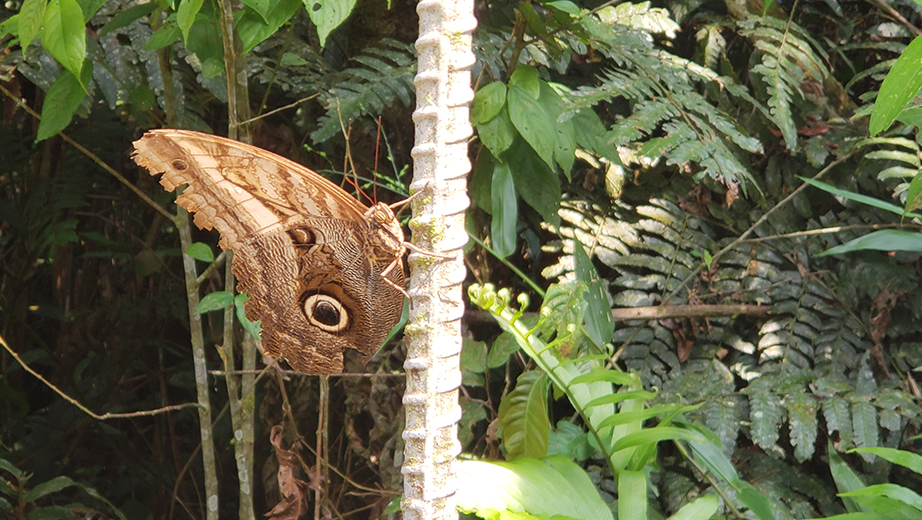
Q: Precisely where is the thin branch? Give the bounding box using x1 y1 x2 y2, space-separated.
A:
0 332 199 419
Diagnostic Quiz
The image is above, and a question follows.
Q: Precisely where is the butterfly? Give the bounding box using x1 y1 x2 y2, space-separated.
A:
133 129 407 374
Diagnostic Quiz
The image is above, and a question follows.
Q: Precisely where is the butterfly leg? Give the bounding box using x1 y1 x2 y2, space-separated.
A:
380 257 410 299
404 241 456 260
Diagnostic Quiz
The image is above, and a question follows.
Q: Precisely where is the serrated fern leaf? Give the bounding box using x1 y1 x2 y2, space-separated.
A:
311 39 416 143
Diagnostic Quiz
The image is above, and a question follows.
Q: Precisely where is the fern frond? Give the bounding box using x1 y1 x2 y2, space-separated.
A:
311 39 416 143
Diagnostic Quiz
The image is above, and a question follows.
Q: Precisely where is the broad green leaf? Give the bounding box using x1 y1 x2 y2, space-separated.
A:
304 0 358 48
177 0 204 43
75 0 107 21
486 331 520 368
829 441 866 513
18 0 46 47
240 0 270 19
491 161 517 258
498 370 550 460
98 2 158 37
509 65 539 99
478 106 516 156
735 479 775 520
236 0 301 53
197 291 234 313
456 457 614 520
508 85 558 172
851 447 922 475
460 338 487 387
618 470 646 520
23 476 78 501
786 391 819 462
546 0 580 15
470 149 495 213
540 83 575 177
1 14 20 39
547 420 593 461
870 33 922 136
36 60 92 141
235 292 262 339
186 242 214 262
506 139 561 227
820 230 922 256
669 495 719 520
144 19 180 50
41 0 86 82
185 11 225 78
472 82 508 125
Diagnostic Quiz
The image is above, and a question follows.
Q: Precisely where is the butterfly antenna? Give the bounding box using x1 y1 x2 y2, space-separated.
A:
373 116 382 204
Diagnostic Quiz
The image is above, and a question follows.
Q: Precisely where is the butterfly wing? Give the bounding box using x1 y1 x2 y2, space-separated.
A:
132 129 405 374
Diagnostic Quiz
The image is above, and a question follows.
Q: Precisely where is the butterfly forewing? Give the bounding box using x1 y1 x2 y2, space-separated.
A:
132 129 406 375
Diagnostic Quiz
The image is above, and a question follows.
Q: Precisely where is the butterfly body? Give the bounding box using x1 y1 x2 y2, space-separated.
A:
132 129 405 374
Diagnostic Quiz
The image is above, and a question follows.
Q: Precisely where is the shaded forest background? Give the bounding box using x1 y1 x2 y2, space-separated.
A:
1 0 922 517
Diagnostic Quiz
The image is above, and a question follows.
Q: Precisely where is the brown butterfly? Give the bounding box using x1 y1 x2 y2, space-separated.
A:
132 129 406 375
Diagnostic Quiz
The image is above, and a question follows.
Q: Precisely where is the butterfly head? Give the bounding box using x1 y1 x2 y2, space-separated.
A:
365 202 405 259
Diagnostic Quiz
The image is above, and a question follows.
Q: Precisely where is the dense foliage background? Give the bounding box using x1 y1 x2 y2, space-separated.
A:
1 0 921 517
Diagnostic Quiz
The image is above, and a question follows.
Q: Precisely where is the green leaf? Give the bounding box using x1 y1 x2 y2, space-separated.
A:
36 60 91 141
669 495 719 520
498 370 550 460
573 240 614 348
98 2 158 37
748 390 782 451
509 65 540 98
905 170 922 215
841 484 922 511
800 177 921 218
546 0 580 15
461 338 487 387
548 420 593 461
852 401 879 459
609 426 709 452
177 0 204 43
506 139 561 227
491 161 518 258
472 82 508 125
18 0 46 47
186 242 214 262
618 470 647 520
236 0 301 53
870 33 922 136
23 476 78 501
75 0 107 22
144 19 180 50
304 0 358 48
829 441 866 513
235 292 262 339
689 440 739 483
196 291 234 313
41 0 86 82
508 84 559 172
486 331 520 368
820 230 922 256
539 83 575 177
478 106 516 157
851 447 922 475
456 457 614 520
735 479 775 520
